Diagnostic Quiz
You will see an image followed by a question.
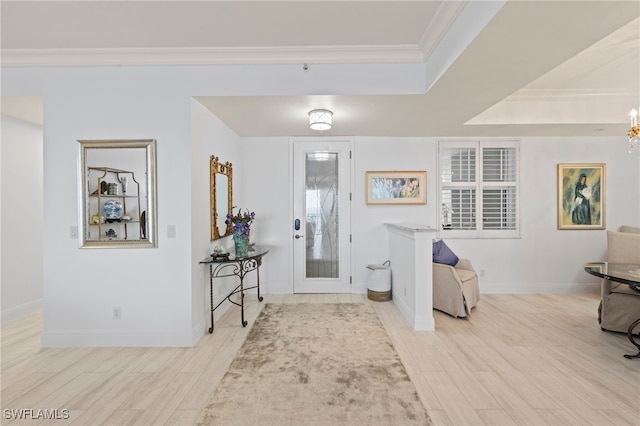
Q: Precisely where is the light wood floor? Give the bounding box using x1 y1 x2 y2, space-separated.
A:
2 293 639 425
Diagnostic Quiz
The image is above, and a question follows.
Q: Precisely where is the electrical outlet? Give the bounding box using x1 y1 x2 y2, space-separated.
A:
70 226 78 239
167 225 176 238
113 307 121 320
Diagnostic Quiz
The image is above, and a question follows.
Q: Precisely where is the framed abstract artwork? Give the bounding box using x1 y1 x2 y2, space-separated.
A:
557 163 605 230
366 171 427 205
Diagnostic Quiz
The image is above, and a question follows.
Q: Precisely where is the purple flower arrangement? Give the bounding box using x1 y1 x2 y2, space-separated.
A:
226 208 255 237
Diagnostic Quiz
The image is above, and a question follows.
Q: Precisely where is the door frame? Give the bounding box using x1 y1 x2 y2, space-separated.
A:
288 136 354 294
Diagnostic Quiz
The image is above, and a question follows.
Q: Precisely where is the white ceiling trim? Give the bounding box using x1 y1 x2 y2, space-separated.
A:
0 44 427 67
417 0 467 59
466 89 635 126
502 88 636 101
421 0 505 92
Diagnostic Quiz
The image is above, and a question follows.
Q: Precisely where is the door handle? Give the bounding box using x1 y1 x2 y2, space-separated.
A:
294 234 303 239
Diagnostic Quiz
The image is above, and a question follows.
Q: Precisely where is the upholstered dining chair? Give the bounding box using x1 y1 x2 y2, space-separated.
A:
598 226 640 333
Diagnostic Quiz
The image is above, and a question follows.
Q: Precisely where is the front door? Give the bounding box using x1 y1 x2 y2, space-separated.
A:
292 139 352 293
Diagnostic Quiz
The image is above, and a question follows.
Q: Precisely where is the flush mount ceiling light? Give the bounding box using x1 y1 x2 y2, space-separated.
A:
309 109 333 131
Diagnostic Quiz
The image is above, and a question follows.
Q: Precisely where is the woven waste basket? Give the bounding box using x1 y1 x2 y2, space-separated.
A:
366 260 391 302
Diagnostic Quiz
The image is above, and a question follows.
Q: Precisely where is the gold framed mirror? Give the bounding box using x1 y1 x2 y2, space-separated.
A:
211 155 233 240
78 139 157 248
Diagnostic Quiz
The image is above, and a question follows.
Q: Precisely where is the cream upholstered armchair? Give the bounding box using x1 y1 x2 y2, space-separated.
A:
432 240 480 318
599 225 640 333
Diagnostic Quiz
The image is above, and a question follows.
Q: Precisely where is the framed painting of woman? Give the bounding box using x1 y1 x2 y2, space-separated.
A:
557 163 605 230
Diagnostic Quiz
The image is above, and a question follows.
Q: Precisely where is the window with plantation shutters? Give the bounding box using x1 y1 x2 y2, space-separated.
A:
439 140 519 238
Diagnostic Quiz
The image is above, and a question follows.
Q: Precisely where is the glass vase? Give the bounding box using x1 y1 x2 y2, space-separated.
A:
233 229 250 257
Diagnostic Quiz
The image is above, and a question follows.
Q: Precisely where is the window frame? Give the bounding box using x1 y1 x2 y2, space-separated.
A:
437 139 520 239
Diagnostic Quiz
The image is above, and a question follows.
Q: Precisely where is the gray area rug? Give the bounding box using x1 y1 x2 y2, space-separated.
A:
197 303 431 426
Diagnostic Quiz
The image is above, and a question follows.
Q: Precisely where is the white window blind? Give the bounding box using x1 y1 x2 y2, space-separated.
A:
439 141 519 238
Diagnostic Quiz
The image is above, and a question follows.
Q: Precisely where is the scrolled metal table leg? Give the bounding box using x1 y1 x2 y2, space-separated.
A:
209 265 215 334
623 318 640 359
240 285 247 327
257 264 264 302
239 266 248 327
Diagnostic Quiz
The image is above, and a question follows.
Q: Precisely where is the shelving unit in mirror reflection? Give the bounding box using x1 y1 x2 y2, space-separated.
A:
86 166 142 242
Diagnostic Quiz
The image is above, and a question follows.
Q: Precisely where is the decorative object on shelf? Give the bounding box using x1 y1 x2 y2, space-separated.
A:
226 207 255 257
120 176 129 194
106 228 117 239
557 163 606 230
212 245 229 259
211 246 230 261
107 182 119 195
103 199 123 219
309 109 333 131
213 245 227 255
211 252 230 261
234 232 249 257
628 108 639 153
365 170 427 205
90 213 104 225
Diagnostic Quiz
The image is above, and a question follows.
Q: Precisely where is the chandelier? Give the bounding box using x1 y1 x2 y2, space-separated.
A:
628 108 639 153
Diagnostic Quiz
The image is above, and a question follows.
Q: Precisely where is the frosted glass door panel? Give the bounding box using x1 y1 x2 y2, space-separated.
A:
305 153 339 279
292 139 351 294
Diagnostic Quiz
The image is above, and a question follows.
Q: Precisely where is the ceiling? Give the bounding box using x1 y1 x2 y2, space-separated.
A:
1 1 639 137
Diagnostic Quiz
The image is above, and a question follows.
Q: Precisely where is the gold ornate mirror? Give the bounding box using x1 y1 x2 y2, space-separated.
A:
211 156 233 240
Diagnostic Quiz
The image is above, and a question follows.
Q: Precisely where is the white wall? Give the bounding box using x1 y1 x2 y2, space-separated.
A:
353 137 438 293
38 74 196 347
1 115 43 322
240 135 640 296
1 62 429 346
2 63 638 346
239 137 292 294
190 100 243 332
453 136 640 293
238 136 438 295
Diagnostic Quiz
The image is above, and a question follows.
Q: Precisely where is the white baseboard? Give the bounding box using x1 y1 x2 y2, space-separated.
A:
390 289 435 331
359 281 600 295
391 290 414 326
192 320 207 346
480 282 600 294
1 299 42 324
191 297 237 345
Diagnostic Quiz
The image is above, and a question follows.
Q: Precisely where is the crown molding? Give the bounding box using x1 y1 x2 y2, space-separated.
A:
0 44 426 67
507 88 637 101
418 0 467 59
467 88 635 126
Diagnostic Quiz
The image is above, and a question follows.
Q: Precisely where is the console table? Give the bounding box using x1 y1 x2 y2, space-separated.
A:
200 245 269 333
583 262 640 359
